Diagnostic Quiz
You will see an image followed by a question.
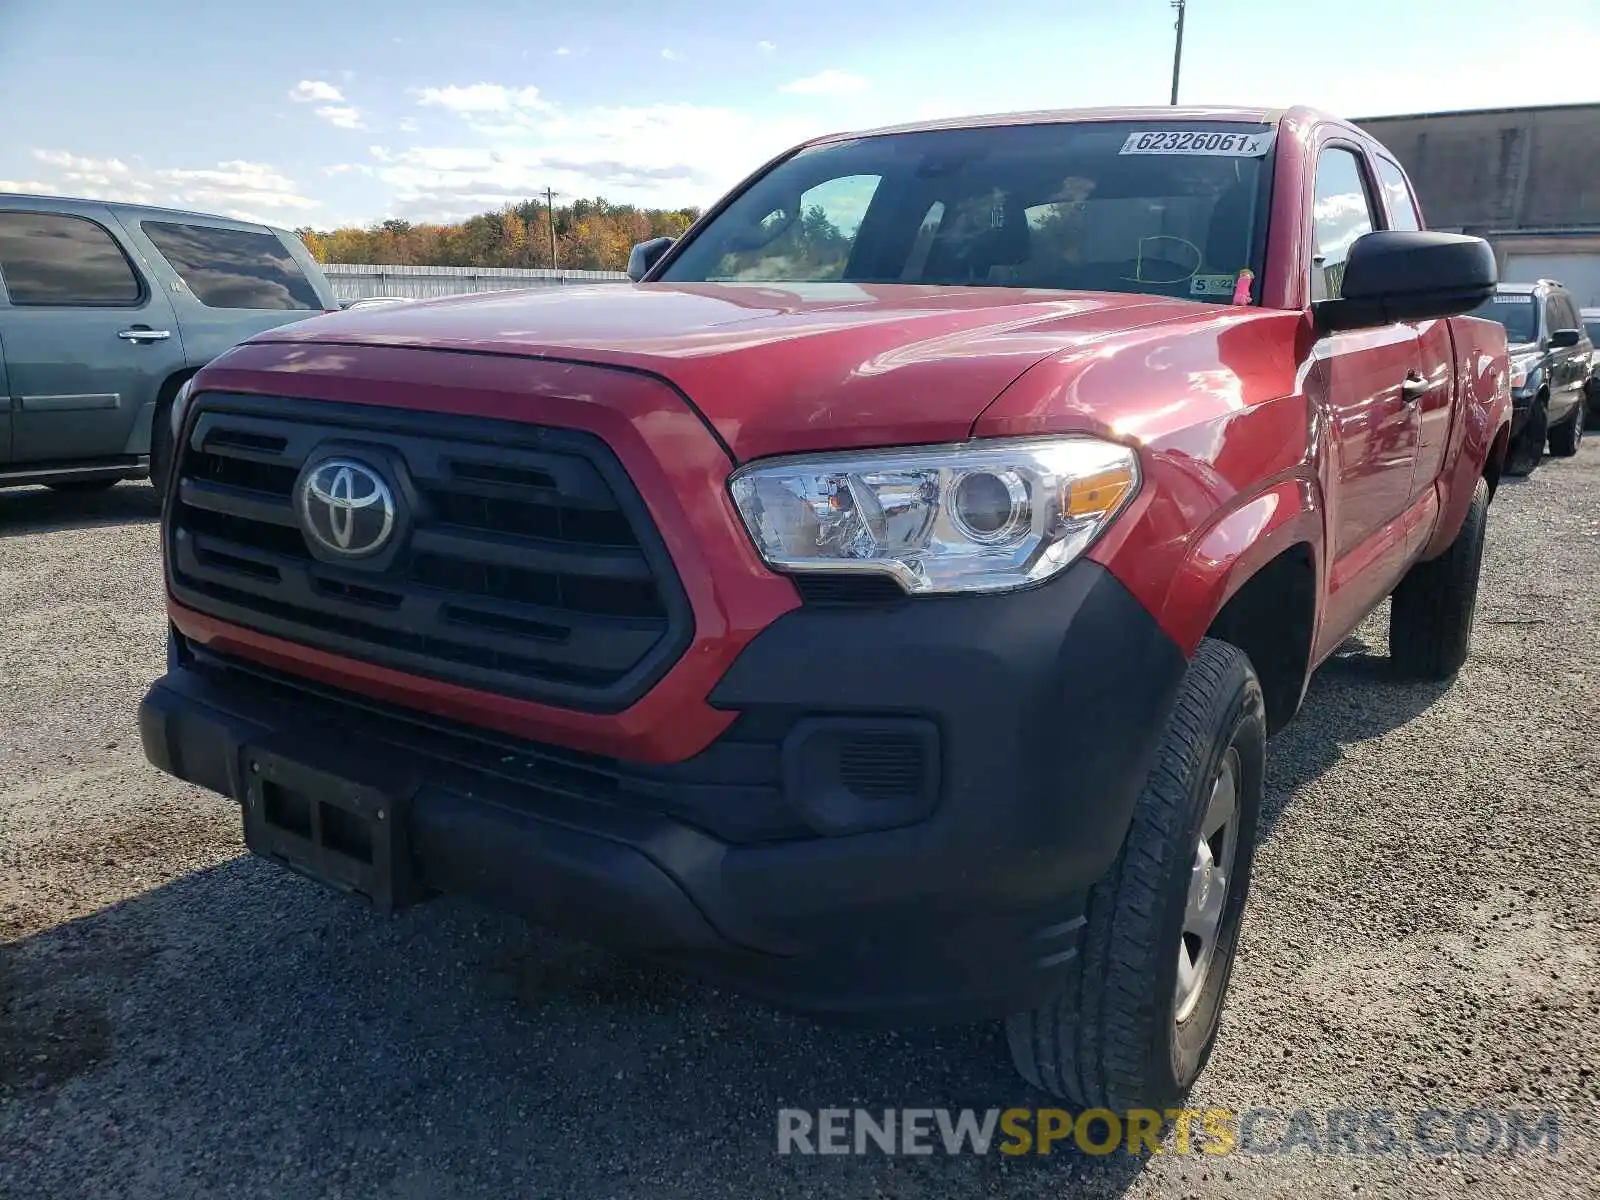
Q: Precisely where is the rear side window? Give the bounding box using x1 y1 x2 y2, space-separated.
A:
142 221 321 310
1310 148 1376 303
0 211 143 306
1374 158 1421 232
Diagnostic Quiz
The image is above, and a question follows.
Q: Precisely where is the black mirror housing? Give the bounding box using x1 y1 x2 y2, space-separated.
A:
1548 328 1582 349
1315 231 1497 332
627 237 676 282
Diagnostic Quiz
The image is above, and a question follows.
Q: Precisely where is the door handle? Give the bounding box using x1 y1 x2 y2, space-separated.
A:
118 327 172 343
1401 372 1429 403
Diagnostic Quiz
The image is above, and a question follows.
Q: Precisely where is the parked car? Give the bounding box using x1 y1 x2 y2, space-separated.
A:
1467 280 1592 470
139 105 1511 1109
0 194 339 494
1583 306 1600 425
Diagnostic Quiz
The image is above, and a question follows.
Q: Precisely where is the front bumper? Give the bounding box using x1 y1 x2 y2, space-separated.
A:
140 561 1187 1024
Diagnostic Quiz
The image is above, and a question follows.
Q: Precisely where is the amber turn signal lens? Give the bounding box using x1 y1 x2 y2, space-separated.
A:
1065 466 1136 518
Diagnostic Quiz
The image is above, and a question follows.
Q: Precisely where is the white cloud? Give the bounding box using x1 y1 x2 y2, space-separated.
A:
24 150 318 223
555 46 571 56
757 40 776 52
416 83 550 114
660 48 678 61
324 163 374 177
398 117 421 133
374 102 818 219
316 105 366 130
289 79 344 103
781 69 868 96
0 179 53 194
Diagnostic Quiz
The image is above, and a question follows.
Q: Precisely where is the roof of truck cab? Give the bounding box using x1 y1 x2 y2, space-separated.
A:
807 104 1337 144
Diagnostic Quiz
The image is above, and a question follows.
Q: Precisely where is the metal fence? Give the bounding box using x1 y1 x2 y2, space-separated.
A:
322 263 629 301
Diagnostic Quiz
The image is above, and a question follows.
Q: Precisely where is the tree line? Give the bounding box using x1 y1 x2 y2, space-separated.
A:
298 197 701 273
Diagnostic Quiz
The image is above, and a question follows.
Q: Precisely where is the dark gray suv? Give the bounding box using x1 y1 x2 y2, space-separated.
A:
0 194 339 494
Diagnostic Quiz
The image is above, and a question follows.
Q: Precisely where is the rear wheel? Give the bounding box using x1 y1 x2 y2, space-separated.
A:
1389 476 1490 680
1005 639 1265 1109
1505 397 1547 477
1548 394 1585 458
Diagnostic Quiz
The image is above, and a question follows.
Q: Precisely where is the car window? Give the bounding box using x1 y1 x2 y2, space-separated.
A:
1374 158 1421 232
660 121 1274 303
1585 320 1600 344
1310 148 1376 303
1547 292 1577 332
1469 292 1538 344
0 211 143 305
698 174 882 282
142 221 321 310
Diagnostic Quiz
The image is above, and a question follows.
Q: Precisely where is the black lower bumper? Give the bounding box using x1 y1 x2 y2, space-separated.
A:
140 562 1187 1024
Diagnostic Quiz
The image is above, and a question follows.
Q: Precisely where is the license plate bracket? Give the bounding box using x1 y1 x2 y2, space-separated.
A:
240 747 425 912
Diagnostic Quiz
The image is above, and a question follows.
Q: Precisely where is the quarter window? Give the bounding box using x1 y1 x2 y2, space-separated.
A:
0 212 143 305
1374 159 1421 232
143 221 321 310
1311 148 1377 303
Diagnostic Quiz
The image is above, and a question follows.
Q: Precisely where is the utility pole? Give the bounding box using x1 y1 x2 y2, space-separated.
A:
545 186 559 269
1169 0 1186 106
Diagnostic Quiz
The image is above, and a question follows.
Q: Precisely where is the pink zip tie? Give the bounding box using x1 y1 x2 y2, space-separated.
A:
1231 269 1255 306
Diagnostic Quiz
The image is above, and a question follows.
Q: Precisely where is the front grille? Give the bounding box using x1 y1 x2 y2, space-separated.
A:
838 733 929 801
166 394 692 712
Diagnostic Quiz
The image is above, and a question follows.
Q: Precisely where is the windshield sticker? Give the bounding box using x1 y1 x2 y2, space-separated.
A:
1492 293 1534 303
1191 273 1238 298
1119 130 1276 157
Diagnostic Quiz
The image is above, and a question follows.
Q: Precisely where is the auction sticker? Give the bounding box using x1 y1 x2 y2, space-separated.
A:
1191 274 1238 297
1120 130 1276 157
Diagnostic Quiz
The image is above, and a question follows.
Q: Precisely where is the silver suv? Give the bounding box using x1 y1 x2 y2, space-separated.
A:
0 194 339 493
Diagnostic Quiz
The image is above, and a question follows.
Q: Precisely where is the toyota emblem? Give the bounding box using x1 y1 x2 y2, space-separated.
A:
298 458 397 557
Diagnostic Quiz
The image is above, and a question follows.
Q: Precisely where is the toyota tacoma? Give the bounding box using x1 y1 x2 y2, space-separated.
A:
139 106 1512 1108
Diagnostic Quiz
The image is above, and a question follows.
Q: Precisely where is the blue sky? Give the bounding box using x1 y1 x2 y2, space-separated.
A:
2 0 1596 228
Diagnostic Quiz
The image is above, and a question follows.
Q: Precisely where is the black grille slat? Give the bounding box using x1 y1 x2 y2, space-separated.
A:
167 396 693 711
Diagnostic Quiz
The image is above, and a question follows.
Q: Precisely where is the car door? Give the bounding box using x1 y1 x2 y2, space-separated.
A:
1374 156 1454 506
1307 143 1424 653
112 214 331 370
1545 290 1585 424
0 207 185 466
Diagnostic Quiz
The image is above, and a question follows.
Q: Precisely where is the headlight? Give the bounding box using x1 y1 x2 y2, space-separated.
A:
170 376 196 440
728 437 1139 595
1510 359 1537 390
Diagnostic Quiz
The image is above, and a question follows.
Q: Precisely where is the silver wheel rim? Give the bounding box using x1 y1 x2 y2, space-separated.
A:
1175 746 1240 1025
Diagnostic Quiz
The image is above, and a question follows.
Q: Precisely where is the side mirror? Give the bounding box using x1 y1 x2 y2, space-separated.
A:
1315 231 1497 332
1548 328 1582 349
627 237 675 282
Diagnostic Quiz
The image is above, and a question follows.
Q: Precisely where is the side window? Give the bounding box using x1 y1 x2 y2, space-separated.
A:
1549 292 1576 332
0 211 143 306
1375 158 1421 232
703 174 882 282
1310 148 1377 303
142 221 321 310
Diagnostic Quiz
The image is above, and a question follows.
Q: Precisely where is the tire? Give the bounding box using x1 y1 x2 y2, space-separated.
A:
45 480 117 494
1389 476 1490 680
1504 397 1547 477
1548 394 1585 458
1006 639 1266 1110
149 392 177 495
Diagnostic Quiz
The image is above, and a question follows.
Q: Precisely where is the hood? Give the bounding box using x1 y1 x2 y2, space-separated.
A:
257 282 1221 461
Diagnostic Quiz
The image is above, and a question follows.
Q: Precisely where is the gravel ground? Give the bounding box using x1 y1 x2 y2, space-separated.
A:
1 451 1598 1200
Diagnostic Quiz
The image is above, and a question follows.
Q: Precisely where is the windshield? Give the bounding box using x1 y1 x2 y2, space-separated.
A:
660 121 1274 304
1470 294 1539 344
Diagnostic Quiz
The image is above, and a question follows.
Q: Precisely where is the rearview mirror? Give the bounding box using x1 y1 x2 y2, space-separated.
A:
627 237 675 282
1548 328 1582 349
1315 231 1497 332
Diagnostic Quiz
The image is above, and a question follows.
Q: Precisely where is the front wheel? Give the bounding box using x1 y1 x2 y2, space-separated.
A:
1505 398 1547 477
1006 639 1265 1110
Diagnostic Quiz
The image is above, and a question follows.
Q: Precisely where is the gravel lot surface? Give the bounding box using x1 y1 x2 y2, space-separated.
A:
2 452 1597 1200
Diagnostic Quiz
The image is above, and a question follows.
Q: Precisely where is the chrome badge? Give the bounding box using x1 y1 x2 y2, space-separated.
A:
298 458 396 557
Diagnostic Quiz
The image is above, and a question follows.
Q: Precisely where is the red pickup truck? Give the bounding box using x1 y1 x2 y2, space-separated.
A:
139 105 1511 1109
